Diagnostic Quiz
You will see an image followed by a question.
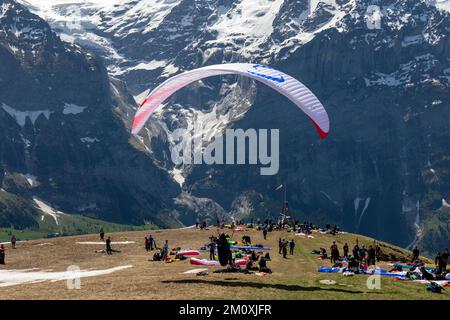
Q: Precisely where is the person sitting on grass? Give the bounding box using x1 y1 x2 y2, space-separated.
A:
242 235 251 245
258 256 272 274
348 256 360 273
320 248 328 259
250 251 259 262
246 259 259 271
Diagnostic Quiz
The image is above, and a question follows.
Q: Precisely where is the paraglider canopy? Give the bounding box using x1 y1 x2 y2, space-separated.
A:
132 63 330 138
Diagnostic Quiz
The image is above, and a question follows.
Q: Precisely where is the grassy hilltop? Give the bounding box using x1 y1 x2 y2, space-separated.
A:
0 227 448 300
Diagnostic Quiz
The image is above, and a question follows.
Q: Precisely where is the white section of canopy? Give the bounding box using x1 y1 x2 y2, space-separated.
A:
132 63 329 138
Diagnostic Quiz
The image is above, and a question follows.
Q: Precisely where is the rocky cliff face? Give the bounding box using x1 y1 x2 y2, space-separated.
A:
0 0 180 228
7 0 450 252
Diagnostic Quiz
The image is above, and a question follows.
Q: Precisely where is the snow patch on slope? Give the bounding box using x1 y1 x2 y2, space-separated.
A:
63 103 87 115
33 197 65 225
433 0 450 12
19 174 38 187
1 103 52 127
208 0 284 53
169 167 185 187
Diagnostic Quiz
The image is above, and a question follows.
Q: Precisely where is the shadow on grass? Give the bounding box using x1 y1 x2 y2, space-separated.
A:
161 279 376 294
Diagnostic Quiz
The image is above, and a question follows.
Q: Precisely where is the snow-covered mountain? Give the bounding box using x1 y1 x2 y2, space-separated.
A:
5 0 450 252
0 0 181 228
17 0 450 89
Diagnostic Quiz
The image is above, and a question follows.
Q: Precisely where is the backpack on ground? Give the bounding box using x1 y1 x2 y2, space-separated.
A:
427 282 443 294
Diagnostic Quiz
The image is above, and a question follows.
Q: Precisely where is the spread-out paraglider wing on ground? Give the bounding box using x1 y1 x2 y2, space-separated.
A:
131 63 330 138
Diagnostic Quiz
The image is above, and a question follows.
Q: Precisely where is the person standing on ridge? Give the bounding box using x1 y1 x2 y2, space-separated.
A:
11 235 16 249
0 245 5 264
367 245 376 266
412 246 420 262
353 243 360 261
375 244 381 262
148 234 156 250
263 228 267 240
442 248 449 272
359 245 367 265
289 239 295 255
282 240 288 259
145 237 150 251
99 228 105 241
330 241 339 264
162 240 169 261
209 239 216 261
106 237 112 255
343 243 349 258
435 251 445 274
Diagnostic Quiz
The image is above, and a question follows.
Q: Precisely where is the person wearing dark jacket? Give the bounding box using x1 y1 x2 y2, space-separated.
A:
289 239 295 255
330 241 339 263
209 240 216 261
11 235 16 249
435 251 447 274
258 257 272 273
0 244 5 264
106 237 112 255
282 240 288 259
148 235 156 250
343 243 349 258
353 244 360 261
375 245 381 262
367 245 376 266
412 246 420 262
442 248 449 272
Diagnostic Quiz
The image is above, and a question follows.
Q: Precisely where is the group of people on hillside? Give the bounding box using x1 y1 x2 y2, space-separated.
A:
349 241 378 267
145 234 157 251
322 239 379 268
278 238 295 258
434 248 449 274
245 251 272 273
98 228 113 255
0 234 18 264
195 221 208 229
150 239 169 261
408 246 449 275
